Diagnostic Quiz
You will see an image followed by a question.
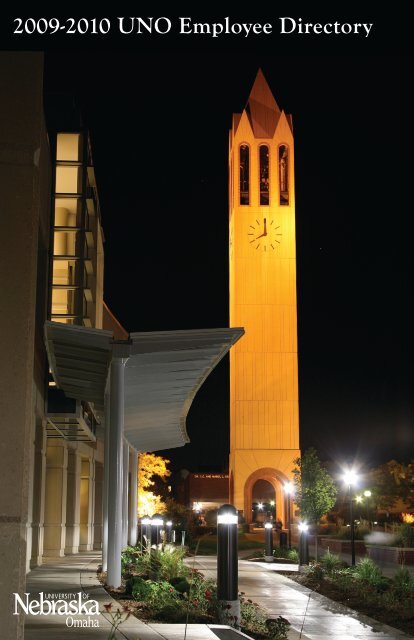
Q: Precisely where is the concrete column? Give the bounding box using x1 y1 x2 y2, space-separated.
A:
43 440 68 556
107 349 129 588
94 462 103 549
79 457 94 551
122 439 129 549
102 389 110 571
128 448 138 546
65 448 81 554
29 417 47 568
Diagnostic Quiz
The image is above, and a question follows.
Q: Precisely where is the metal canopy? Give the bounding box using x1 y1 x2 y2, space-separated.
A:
44 321 244 452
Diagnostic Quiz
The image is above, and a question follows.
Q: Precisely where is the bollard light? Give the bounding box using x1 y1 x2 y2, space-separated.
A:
151 515 163 546
141 516 151 549
264 521 273 562
166 520 173 543
298 522 309 570
217 504 240 626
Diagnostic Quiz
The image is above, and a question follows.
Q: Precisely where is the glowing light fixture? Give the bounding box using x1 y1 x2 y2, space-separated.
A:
363 490 372 498
193 502 202 513
342 469 358 486
298 522 308 533
264 522 273 529
284 481 294 494
258 502 264 510
217 512 238 525
151 517 163 526
141 517 151 525
270 500 275 506
355 495 363 503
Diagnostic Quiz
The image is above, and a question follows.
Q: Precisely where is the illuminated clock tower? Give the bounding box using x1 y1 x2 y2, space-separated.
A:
229 70 300 523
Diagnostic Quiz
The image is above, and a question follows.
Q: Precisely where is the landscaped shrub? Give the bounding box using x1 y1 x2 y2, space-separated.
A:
353 558 386 589
398 524 414 548
336 525 370 540
305 562 325 582
272 546 299 562
320 550 342 576
239 594 289 639
391 567 414 597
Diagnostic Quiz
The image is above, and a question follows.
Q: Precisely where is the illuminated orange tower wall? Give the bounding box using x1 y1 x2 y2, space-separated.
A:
229 70 300 523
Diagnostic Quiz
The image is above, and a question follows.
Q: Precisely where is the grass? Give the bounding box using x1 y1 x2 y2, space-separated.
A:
190 533 263 555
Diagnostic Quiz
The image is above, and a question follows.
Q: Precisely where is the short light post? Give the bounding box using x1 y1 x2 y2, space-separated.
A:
343 469 358 566
141 517 151 550
364 490 372 524
151 515 163 547
217 504 240 625
264 522 273 562
166 520 173 543
284 481 294 549
298 522 309 571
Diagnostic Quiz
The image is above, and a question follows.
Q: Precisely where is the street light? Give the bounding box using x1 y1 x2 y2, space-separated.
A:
342 468 358 566
284 482 294 549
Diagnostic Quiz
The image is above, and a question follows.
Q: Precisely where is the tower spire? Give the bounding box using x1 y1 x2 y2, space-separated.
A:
245 68 281 138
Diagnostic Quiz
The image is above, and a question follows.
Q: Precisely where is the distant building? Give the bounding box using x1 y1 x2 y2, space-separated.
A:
175 470 229 512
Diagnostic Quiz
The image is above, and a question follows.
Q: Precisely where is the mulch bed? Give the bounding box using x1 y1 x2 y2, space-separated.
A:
285 572 414 636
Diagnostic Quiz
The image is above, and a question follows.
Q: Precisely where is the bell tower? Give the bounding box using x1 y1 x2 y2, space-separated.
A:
229 70 300 524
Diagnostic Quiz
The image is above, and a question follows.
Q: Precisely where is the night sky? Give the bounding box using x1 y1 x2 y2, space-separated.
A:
8 12 413 473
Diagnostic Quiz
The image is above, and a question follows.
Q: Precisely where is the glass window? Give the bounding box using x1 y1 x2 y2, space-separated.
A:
239 144 249 205
259 145 269 205
279 144 289 205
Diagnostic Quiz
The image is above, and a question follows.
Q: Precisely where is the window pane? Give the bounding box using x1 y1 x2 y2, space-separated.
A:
279 145 289 205
239 144 249 205
259 145 269 205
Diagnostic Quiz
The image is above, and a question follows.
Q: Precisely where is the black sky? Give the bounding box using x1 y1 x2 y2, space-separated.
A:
36 22 414 472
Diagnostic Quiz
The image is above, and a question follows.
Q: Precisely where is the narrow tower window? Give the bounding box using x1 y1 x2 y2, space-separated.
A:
239 144 249 205
279 144 289 205
259 145 269 205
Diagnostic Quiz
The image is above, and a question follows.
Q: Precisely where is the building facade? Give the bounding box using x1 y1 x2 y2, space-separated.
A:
228 70 301 523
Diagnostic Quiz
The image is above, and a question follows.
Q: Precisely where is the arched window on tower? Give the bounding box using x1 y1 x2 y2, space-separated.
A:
259 145 269 205
239 144 249 205
278 144 289 205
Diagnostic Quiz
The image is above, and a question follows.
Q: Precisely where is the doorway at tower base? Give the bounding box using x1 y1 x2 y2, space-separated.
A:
229 450 300 525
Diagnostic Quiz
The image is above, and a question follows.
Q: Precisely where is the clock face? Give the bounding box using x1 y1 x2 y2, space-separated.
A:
248 217 282 251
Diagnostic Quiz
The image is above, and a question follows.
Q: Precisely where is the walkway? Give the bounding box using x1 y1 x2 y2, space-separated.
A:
23 551 413 640
189 555 414 640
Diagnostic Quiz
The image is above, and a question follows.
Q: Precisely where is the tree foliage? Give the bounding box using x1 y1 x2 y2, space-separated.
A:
137 452 171 517
369 460 414 509
293 448 337 524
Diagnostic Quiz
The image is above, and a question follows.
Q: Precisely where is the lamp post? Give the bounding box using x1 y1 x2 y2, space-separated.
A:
284 482 294 549
264 522 273 562
217 504 240 625
343 469 358 566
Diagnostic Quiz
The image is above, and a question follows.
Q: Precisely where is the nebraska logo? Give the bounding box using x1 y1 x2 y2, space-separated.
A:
13 592 100 627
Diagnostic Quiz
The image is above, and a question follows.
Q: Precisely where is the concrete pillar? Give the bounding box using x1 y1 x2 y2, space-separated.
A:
65 448 81 554
102 390 110 571
79 457 94 551
128 448 138 546
107 349 128 587
94 462 103 549
43 440 68 556
122 439 129 549
29 417 47 569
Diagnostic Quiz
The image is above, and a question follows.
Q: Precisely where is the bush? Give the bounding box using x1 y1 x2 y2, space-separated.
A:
239 595 289 639
320 550 342 576
305 562 325 582
353 558 384 588
336 525 370 540
398 524 414 548
272 546 299 562
391 567 414 597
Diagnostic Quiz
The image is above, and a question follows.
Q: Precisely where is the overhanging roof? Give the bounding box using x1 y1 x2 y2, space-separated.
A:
44 322 244 452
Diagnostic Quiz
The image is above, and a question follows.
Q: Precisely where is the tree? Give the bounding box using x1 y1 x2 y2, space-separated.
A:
137 453 171 518
368 460 414 510
293 448 337 560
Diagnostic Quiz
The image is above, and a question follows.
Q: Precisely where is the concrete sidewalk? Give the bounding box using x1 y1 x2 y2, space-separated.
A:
189 555 414 640
23 551 414 640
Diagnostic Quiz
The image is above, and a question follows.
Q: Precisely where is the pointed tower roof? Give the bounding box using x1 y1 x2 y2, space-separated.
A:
245 69 281 138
